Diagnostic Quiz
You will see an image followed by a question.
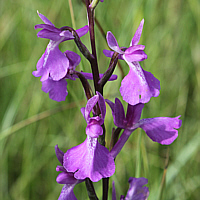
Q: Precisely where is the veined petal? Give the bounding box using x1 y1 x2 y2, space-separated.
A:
125 177 149 200
79 72 118 81
125 45 145 54
86 121 103 138
114 98 126 128
60 30 74 39
63 136 115 182
58 184 77 200
106 31 124 54
139 116 182 145
120 61 160 105
112 181 117 200
37 11 55 26
103 49 114 58
64 50 81 70
55 145 64 165
96 92 106 119
76 25 89 37
37 29 62 41
126 103 144 127
131 19 144 46
84 95 99 122
34 24 60 32
103 49 124 60
46 45 69 81
41 78 68 102
124 50 147 62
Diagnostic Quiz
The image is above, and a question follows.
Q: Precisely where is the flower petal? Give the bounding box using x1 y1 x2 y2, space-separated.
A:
131 19 144 46
125 177 149 200
84 94 99 122
139 116 182 145
59 30 74 39
58 184 77 200
42 78 68 102
76 25 89 37
79 72 118 81
120 61 160 105
56 172 77 184
124 50 147 62
64 50 81 70
96 92 106 119
63 136 115 182
126 103 144 127
55 145 64 165
37 11 55 26
112 181 117 200
86 120 103 137
37 29 62 41
106 31 124 54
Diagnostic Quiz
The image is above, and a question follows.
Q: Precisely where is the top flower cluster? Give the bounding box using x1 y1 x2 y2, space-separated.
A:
33 11 160 106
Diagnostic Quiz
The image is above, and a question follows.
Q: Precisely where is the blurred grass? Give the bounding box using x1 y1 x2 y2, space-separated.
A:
0 0 199 199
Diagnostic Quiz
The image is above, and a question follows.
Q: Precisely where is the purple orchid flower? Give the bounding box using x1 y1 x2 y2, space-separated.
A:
55 145 83 200
103 19 160 106
112 177 149 200
32 11 89 82
41 50 80 102
80 91 106 137
106 98 182 158
63 92 115 182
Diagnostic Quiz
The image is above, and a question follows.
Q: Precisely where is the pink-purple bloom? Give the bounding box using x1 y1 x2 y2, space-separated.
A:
55 145 83 200
33 11 89 82
112 177 149 200
63 92 115 182
103 19 160 105
41 50 81 101
106 98 182 158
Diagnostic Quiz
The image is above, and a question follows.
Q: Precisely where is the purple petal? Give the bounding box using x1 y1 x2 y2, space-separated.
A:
79 72 118 81
56 165 66 172
106 31 124 54
35 44 69 81
56 172 79 185
103 49 114 58
125 45 145 54
114 98 126 128
96 92 106 119
105 99 115 114
86 120 103 138
47 45 70 80
42 78 68 102
139 116 182 145
32 52 49 81
64 50 81 70
63 136 115 182
76 25 89 37
120 61 160 105
112 181 117 200
106 98 127 128
124 50 147 62
60 30 74 39
37 29 62 41
55 145 64 165
125 177 149 200
37 11 55 26
103 49 124 60
131 19 144 46
84 94 99 122
58 184 77 200
126 103 144 127
35 24 60 32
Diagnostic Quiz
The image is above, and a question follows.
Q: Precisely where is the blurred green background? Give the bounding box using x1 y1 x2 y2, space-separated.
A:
0 0 199 199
